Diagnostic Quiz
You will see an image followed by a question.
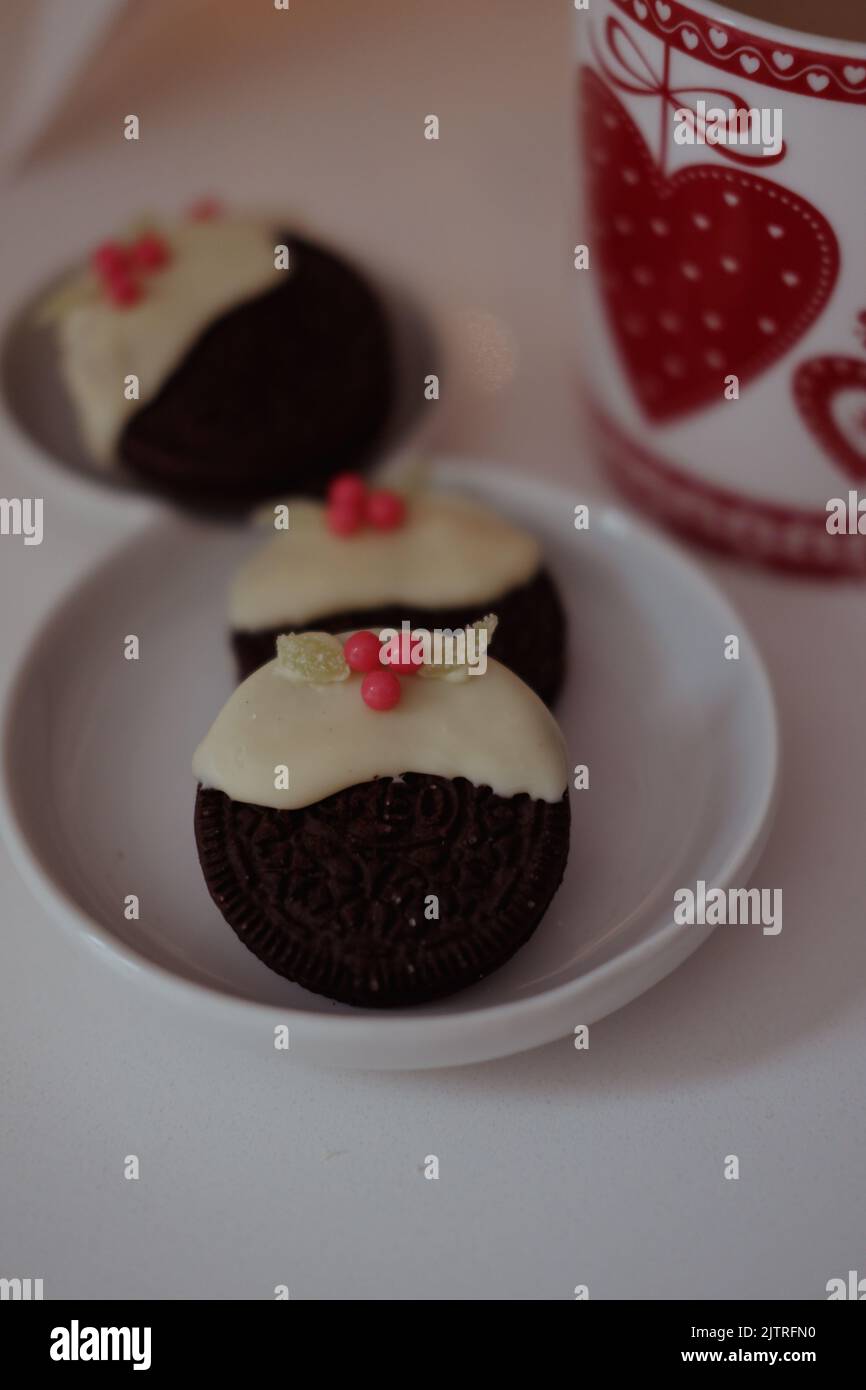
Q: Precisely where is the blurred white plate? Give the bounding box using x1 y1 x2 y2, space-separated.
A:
0 462 778 1068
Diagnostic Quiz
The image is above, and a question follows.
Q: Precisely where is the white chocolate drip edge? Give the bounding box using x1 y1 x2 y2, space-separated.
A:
230 494 542 629
193 653 568 808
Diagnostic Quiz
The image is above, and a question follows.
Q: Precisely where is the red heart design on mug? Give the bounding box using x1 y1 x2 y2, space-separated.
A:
582 69 839 422
793 356 866 480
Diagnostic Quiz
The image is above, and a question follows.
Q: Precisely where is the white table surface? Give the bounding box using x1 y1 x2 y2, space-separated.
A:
1 0 864 1300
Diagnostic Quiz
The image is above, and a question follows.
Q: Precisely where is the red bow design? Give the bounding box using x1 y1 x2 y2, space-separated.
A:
592 17 786 171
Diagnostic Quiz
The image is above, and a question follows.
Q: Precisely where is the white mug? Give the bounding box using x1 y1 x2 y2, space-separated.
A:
575 0 866 574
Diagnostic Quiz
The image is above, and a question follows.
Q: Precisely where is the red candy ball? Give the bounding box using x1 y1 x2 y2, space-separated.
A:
382 634 423 674
387 653 423 675
361 669 401 711
365 489 406 530
130 233 171 270
326 502 363 536
105 273 142 307
188 196 223 221
91 242 129 277
343 630 383 674
328 473 367 508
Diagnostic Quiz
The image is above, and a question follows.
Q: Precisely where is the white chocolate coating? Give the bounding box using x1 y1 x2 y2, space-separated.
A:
193 653 568 808
229 494 541 630
52 218 278 463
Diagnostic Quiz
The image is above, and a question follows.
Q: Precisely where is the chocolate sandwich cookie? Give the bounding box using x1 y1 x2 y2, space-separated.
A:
42 208 393 508
193 631 571 1007
229 479 567 706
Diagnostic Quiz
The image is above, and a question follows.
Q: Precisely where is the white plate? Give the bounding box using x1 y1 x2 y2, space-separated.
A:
0 463 778 1069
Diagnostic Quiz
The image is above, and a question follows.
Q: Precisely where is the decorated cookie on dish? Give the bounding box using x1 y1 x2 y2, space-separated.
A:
229 474 566 706
193 626 570 1007
38 202 393 507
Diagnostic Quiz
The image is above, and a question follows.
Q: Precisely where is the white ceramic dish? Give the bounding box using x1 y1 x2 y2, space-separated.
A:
0 463 778 1068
